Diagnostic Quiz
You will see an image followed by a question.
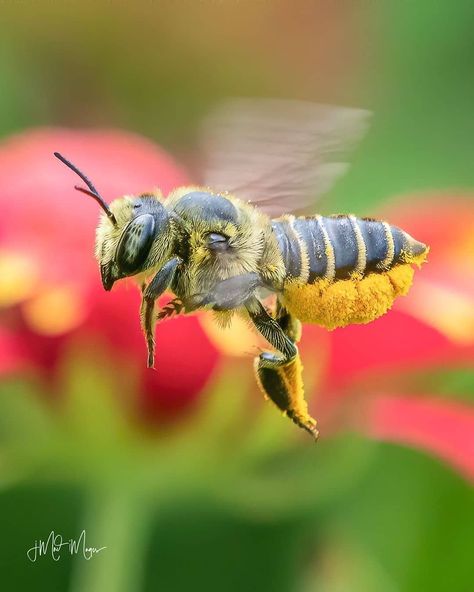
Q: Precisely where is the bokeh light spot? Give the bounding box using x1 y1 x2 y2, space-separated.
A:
23 284 86 335
0 250 38 307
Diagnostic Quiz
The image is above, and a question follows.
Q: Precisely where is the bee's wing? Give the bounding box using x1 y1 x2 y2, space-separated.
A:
200 98 370 217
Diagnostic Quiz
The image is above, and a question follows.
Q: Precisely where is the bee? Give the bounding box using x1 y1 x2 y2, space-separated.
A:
54 100 428 439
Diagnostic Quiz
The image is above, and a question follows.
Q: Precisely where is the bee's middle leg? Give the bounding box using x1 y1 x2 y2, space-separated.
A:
247 297 318 439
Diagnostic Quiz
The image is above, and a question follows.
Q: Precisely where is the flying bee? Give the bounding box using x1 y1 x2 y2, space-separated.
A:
54 100 428 439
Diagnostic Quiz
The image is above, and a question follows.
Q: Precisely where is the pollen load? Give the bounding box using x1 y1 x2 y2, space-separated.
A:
273 214 429 329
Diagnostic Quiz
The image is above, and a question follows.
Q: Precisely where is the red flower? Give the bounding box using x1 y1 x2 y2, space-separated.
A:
0 128 219 420
368 395 474 481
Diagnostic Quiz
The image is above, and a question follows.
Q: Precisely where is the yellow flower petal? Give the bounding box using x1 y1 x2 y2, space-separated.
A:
23 285 86 335
0 250 38 307
199 312 263 357
399 279 474 344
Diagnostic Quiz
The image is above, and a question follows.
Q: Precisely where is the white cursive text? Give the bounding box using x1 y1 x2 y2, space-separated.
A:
27 530 106 562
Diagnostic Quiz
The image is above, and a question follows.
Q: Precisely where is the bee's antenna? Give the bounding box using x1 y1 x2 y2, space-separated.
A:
53 152 117 226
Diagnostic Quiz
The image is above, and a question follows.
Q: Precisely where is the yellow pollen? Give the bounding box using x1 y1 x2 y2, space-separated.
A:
283 264 418 329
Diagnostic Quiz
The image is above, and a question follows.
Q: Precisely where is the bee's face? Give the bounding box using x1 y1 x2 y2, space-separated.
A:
95 194 170 291
52 154 174 291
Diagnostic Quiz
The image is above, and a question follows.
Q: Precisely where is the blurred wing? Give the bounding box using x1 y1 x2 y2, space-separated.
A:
200 98 370 217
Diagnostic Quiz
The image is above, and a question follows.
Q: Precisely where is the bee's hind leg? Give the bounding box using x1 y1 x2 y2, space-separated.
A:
275 299 303 344
246 297 318 439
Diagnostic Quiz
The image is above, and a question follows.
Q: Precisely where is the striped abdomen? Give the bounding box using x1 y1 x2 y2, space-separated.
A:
272 215 427 283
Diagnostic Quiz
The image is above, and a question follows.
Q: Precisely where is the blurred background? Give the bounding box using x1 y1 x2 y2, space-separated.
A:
0 1 473 591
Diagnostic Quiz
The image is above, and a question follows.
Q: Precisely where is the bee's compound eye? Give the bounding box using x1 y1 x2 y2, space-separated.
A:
207 232 229 252
116 214 156 274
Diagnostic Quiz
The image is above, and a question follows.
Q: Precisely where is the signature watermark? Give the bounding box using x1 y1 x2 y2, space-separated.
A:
27 530 106 562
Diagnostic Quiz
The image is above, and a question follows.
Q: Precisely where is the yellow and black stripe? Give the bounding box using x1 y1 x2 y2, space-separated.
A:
272 215 427 283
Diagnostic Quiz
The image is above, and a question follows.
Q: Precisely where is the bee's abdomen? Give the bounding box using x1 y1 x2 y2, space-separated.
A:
273 215 427 283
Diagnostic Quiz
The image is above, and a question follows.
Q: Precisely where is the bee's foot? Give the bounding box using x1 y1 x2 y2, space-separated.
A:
287 411 319 440
157 298 184 320
147 352 155 369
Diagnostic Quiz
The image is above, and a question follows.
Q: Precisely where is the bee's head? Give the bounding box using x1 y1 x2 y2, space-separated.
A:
54 153 172 291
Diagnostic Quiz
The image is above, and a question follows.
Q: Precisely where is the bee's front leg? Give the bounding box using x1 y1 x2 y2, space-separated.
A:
140 256 181 368
246 297 318 439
